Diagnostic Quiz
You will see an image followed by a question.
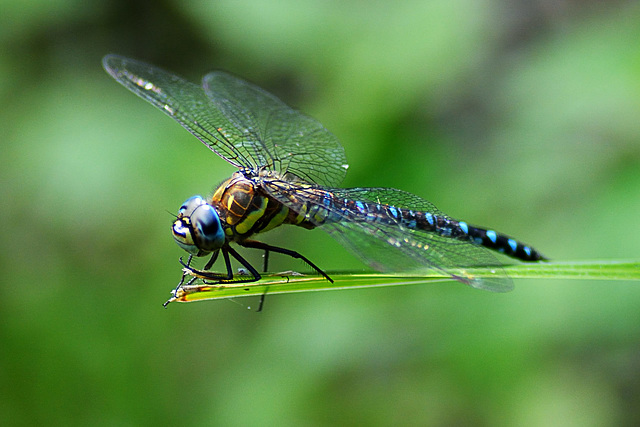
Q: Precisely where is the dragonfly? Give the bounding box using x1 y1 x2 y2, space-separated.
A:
103 54 546 296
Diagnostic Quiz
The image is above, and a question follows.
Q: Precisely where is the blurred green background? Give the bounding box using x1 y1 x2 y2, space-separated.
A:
2 0 640 425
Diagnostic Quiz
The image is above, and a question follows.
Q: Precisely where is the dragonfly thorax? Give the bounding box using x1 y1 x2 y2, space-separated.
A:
172 195 225 256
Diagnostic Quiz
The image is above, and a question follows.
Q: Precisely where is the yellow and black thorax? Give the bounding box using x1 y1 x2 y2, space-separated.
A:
211 172 314 241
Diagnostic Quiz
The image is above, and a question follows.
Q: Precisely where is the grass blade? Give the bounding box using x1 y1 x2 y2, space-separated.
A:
164 260 640 305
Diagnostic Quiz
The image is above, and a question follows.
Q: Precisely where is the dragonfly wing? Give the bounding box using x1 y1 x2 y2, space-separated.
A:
103 55 256 169
103 55 347 186
323 218 513 292
264 183 513 292
203 72 347 187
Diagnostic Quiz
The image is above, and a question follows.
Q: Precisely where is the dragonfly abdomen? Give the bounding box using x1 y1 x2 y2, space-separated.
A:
303 193 546 262
390 206 546 261
294 189 545 262
456 222 545 261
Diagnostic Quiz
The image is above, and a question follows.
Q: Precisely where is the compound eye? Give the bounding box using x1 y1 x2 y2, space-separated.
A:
178 195 207 217
191 204 225 252
172 196 224 256
172 218 199 255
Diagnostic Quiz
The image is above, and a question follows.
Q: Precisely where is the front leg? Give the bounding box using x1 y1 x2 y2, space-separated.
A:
182 246 263 284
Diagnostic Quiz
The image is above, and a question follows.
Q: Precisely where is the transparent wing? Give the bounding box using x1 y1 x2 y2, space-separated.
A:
203 72 348 186
264 182 513 292
102 55 347 186
103 55 251 170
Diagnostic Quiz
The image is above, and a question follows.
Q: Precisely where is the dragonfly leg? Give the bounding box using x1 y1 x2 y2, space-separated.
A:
177 255 200 287
225 246 262 283
239 240 333 283
182 246 263 284
179 250 232 282
180 250 230 282
256 290 267 312
224 246 269 311
165 255 200 308
262 249 270 272
203 250 220 270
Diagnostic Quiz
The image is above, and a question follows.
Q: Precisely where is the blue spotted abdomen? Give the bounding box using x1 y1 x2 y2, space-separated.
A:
381 204 545 262
304 193 546 262
457 222 545 261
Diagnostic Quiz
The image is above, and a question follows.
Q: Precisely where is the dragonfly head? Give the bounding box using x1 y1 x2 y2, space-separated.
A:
172 195 225 256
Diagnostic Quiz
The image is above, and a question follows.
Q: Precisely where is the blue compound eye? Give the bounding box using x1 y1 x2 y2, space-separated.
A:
191 203 225 252
178 195 207 216
172 218 199 255
172 196 224 256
